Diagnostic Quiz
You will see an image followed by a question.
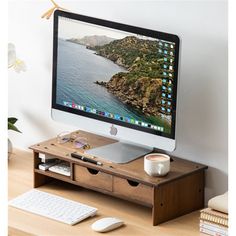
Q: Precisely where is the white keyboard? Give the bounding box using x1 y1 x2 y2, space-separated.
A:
49 161 71 176
9 189 97 225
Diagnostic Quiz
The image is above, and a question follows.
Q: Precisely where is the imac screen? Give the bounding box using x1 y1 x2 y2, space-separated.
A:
53 13 179 139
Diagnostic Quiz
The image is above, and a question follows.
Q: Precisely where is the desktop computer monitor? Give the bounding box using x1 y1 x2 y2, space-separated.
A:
51 10 180 163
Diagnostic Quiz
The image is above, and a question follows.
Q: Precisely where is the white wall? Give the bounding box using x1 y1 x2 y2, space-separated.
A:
9 0 228 201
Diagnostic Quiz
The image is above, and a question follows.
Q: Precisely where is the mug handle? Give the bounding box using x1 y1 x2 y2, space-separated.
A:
157 163 165 175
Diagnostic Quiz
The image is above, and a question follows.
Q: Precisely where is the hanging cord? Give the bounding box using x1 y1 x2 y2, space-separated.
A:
41 0 69 19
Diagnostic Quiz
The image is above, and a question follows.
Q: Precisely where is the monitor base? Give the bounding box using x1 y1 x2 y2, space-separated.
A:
86 141 153 164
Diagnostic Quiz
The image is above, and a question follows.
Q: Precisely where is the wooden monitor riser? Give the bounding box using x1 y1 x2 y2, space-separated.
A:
30 130 207 225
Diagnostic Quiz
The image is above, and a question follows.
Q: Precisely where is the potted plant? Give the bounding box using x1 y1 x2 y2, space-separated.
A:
8 118 21 156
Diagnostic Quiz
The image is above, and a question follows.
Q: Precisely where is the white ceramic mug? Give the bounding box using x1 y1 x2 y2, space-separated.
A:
144 153 170 177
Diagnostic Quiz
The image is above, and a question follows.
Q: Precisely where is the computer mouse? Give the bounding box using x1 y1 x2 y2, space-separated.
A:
91 217 124 232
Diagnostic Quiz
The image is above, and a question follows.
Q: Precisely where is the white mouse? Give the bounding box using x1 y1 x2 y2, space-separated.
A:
91 217 124 232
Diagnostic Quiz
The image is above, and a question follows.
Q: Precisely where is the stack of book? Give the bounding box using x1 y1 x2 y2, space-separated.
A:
200 208 228 236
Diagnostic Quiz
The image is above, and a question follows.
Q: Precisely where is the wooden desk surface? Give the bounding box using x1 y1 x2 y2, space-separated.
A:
8 149 203 236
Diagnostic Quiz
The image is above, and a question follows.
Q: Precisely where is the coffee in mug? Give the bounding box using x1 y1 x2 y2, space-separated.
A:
144 153 170 177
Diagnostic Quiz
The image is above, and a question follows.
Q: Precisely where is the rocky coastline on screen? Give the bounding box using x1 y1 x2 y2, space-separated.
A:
93 36 171 122
95 76 162 118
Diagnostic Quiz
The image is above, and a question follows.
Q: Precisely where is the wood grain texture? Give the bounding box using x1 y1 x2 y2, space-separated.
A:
113 176 153 205
74 165 113 192
9 150 202 236
152 171 205 225
8 227 35 236
30 130 208 187
30 130 207 225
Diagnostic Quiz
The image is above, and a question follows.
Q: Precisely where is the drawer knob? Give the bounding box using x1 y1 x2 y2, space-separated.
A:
87 168 99 175
127 179 140 187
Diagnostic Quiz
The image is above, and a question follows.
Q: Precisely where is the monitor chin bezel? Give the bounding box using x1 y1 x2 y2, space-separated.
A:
52 109 176 151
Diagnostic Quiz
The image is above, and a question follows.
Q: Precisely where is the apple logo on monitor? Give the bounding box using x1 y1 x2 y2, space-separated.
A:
110 125 118 136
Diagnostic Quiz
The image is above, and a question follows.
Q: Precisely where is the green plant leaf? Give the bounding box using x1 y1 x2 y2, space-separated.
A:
8 117 18 124
8 121 21 133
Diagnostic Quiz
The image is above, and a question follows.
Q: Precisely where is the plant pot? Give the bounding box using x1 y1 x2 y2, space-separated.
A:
8 138 13 158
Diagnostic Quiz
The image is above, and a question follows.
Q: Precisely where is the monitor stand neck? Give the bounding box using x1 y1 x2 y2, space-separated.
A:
85 141 153 164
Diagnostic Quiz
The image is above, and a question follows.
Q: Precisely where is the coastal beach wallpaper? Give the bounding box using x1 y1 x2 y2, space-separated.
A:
56 17 175 134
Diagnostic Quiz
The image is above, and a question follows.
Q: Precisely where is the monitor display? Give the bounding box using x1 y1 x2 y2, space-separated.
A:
52 11 179 140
